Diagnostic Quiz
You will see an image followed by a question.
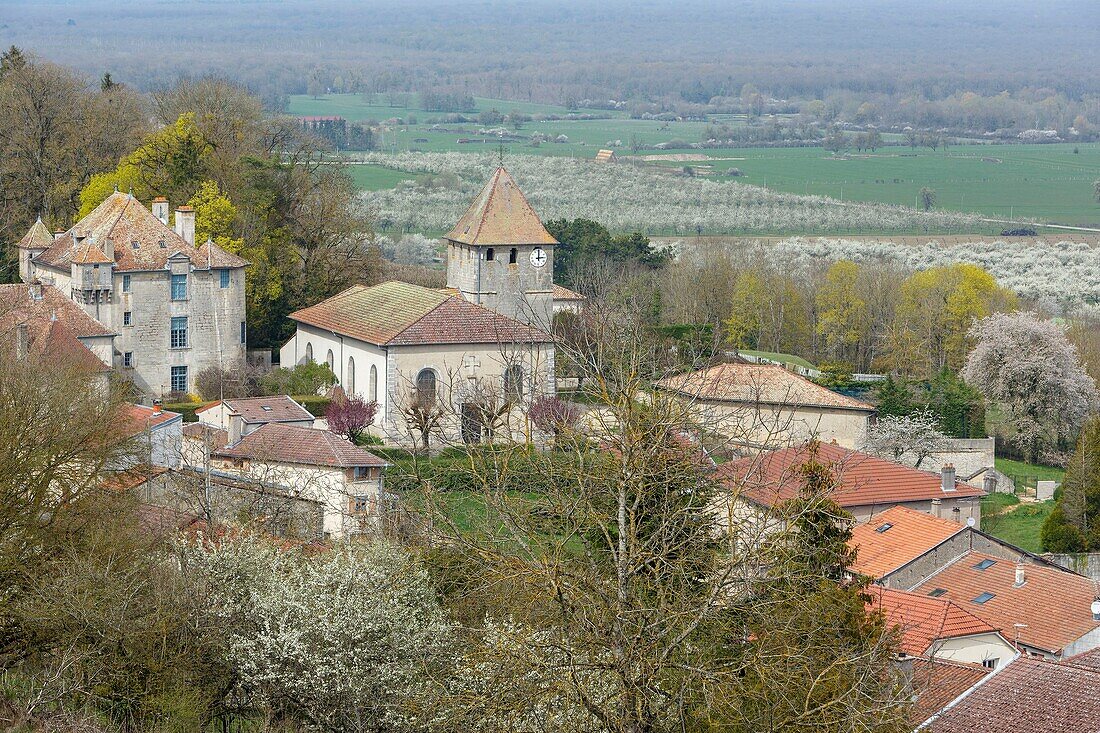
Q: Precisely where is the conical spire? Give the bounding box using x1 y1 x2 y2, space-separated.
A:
445 167 557 246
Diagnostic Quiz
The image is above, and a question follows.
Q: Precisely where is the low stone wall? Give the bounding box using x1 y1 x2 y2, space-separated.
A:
1044 553 1100 582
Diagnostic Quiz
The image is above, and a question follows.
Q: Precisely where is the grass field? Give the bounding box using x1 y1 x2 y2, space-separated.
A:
981 500 1055 554
641 145 1100 226
345 164 416 191
296 94 1100 227
738 350 817 370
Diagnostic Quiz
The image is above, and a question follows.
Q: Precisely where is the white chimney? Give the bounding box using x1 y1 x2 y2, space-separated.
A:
941 463 956 492
174 206 195 245
1014 563 1026 587
152 399 163 416
152 197 170 224
931 498 943 519
228 413 243 445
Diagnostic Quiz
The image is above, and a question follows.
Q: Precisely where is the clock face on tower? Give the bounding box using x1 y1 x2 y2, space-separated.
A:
530 247 547 268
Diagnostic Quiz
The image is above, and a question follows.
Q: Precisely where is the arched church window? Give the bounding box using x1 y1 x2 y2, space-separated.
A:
304 342 313 363
347 356 356 394
369 365 378 401
326 349 334 372
415 369 437 405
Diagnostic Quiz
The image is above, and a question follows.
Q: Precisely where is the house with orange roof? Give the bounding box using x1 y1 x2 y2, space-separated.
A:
17 192 248 398
655 361 876 450
847 505 1065 589
114 402 184 469
867 586 1016 669
714 441 985 529
910 550 1100 659
280 168 567 445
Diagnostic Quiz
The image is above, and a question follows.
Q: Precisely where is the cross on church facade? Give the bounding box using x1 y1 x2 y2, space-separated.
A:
463 354 481 378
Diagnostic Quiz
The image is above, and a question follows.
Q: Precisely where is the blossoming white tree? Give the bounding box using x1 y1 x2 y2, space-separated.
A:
861 410 950 468
963 312 1099 463
179 536 453 732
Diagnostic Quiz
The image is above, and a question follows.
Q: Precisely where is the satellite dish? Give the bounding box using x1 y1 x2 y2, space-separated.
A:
967 517 976 528
1091 599 1100 617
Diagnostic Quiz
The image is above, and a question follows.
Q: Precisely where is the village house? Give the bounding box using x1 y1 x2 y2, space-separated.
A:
866 586 1017 670
713 442 985 533
850 507 1100 660
914 655 1100 732
195 395 316 441
209 422 387 539
16 192 248 398
655 361 876 450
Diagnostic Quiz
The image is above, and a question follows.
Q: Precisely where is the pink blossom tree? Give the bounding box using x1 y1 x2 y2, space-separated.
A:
326 395 379 444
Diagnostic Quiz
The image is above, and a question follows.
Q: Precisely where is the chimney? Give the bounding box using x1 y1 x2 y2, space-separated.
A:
174 205 195 245
229 413 243 445
983 471 998 494
152 399 163 416
28 282 42 301
53 229 65 241
16 324 29 358
931 498 943 519
941 463 956 492
152 197 169 224
1014 563 1026 588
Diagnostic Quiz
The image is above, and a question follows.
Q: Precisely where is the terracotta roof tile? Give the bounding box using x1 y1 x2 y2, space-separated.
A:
911 551 1100 655
909 658 991 725
716 442 985 510
657 362 874 411
71 239 114 264
445 167 558 246
290 280 550 346
920 655 1100 732
196 238 249 269
196 395 314 424
183 423 229 450
867 586 1001 657
215 422 387 468
33 192 248 273
115 403 181 440
1066 646 1100 670
0 283 113 339
102 465 170 492
552 284 585 301
17 217 53 250
850 505 967 578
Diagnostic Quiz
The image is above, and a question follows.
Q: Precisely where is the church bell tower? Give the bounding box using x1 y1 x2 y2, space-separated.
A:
444 167 557 329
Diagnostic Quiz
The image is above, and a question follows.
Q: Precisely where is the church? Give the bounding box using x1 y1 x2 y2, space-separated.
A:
279 167 575 445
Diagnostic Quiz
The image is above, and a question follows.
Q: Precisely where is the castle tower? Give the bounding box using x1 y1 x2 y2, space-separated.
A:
16 216 52 283
444 167 557 328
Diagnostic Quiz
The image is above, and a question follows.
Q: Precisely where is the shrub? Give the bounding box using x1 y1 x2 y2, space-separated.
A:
259 362 337 396
1041 506 1087 552
327 395 379 443
194 365 261 400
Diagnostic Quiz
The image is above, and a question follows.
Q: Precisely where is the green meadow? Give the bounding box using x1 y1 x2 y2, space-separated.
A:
292 95 1100 227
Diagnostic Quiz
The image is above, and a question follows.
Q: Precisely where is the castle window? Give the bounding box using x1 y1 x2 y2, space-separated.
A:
509 248 517 264
123 352 133 368
170 366 188 393
170 316 188 348
485 248 495 261
123 311 132 326
240 321 246 344
219 269 230 288
170 273 187 300
122 274 131 293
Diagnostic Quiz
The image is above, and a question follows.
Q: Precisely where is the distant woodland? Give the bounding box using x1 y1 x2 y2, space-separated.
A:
1 0 1098 136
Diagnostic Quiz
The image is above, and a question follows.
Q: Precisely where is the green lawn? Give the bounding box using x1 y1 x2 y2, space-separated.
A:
980 500 1054 554
738 350 817 370
994 458 1065 484
345 164 416 191
980 492 1021 515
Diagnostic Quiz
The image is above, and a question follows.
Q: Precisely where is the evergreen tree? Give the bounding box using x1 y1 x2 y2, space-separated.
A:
1042 416 1100 551
875 376 913 417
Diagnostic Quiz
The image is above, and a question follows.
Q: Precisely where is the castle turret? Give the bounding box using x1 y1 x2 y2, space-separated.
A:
444 167 558 329
70 233 114 318
16 216 53 283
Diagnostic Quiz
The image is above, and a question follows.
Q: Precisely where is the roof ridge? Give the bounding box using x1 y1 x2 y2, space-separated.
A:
382 294 454 345
470 167 504 242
